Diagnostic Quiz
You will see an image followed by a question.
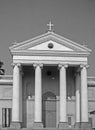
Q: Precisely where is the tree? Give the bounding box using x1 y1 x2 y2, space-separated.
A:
0 61 5 75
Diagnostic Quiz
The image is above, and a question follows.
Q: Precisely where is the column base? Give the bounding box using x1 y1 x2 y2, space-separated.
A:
33 122 43 129
10 122 21 129
75 122 81 128
80 122 91 129
58 122 68 129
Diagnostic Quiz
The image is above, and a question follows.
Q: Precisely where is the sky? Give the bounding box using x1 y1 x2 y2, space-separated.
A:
0 0 95 76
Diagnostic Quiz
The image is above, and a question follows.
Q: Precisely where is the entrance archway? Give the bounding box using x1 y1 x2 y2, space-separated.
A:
42 91 56 128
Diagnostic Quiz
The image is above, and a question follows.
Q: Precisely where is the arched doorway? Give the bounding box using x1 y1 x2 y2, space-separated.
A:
42 91 56 128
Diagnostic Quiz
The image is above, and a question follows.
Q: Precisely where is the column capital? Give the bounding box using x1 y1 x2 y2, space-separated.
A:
12 63 21 68
58 64 68 69
12 63 22 71
80 64 89 69
33 63 43 69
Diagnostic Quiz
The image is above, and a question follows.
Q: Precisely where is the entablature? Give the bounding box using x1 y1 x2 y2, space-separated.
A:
13 55 87 66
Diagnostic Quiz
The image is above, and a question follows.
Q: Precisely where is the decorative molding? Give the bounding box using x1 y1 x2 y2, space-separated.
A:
13 55 87 62
11 50 90 57
12 63 21 67
12 63 22 72
80 64 89 69
9 31 91 53
33 63 43 69
58 64 68 69
13 60 87 67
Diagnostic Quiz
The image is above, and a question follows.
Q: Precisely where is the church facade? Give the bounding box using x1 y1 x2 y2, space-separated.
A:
0 30 95 129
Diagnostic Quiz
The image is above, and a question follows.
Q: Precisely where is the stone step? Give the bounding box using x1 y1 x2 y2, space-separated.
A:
1 128 93 130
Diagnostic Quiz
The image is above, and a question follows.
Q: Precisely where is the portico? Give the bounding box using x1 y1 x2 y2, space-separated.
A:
9 31 91 129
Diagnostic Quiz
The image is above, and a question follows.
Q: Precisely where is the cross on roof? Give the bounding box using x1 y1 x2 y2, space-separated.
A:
47 21 54 32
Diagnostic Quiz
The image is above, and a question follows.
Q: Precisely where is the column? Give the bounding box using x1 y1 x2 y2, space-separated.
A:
80 65 89 128
75 70 81 128
33 63 43 128
58 64 68 128
19 67 23 122
11 63 22 129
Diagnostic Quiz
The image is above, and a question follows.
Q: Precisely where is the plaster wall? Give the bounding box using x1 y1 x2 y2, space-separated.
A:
0 83 12 127
22 66 76 127
0 73 95 128
0 100 12 127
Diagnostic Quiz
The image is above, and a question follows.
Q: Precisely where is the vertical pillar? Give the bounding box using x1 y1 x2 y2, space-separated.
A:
33 63 43 128
75 70 81 128
58 64 68 128
80 65 89 128
19 67 23 122
11 63 22 129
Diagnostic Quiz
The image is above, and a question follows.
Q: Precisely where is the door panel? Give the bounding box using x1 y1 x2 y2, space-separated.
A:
45 100 56 127
42 92 56 128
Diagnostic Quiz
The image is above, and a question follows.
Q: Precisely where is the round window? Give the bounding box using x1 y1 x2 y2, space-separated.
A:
48 43 54 49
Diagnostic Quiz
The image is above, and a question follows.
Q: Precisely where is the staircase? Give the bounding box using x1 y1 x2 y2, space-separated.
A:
0 127 93 130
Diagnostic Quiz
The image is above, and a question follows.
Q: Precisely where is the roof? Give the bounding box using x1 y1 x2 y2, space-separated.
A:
9 32 92 57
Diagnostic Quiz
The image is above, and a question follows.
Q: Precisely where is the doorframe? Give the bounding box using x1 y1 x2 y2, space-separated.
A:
42 91 57 128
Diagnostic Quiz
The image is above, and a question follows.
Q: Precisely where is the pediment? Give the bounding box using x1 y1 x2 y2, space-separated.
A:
10 32 91 56
28 40 73 51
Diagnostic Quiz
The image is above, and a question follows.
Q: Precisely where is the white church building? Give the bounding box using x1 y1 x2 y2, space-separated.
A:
0 24 95 129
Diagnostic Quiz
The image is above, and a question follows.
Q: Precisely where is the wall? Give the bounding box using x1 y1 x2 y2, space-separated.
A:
0 73 95 128
23 66 76 127
88 84 95 128
0 76 12 127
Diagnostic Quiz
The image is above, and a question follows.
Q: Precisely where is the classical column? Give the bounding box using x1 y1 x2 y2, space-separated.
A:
80 65 89 128
58 64 68 128
11 63 22 129
33 63 43 128
19 67 23 122
75 70 81 128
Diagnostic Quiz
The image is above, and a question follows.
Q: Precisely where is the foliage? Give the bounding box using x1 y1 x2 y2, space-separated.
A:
0 61 5 75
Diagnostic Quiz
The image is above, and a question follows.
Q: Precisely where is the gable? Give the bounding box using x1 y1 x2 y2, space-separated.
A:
28 40 73 51
9 32 91 56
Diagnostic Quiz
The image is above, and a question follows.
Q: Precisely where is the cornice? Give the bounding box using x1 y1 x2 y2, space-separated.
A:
0 79 13 85
11 50 90 57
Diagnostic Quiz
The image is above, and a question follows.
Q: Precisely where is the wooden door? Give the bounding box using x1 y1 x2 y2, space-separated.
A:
42 92 56 128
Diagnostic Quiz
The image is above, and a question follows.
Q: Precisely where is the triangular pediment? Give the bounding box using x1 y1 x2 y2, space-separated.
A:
28 40 73 51
9 32 91 56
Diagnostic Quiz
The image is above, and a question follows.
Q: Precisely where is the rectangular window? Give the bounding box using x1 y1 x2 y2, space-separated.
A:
68 116 71 125
2 108 12 127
